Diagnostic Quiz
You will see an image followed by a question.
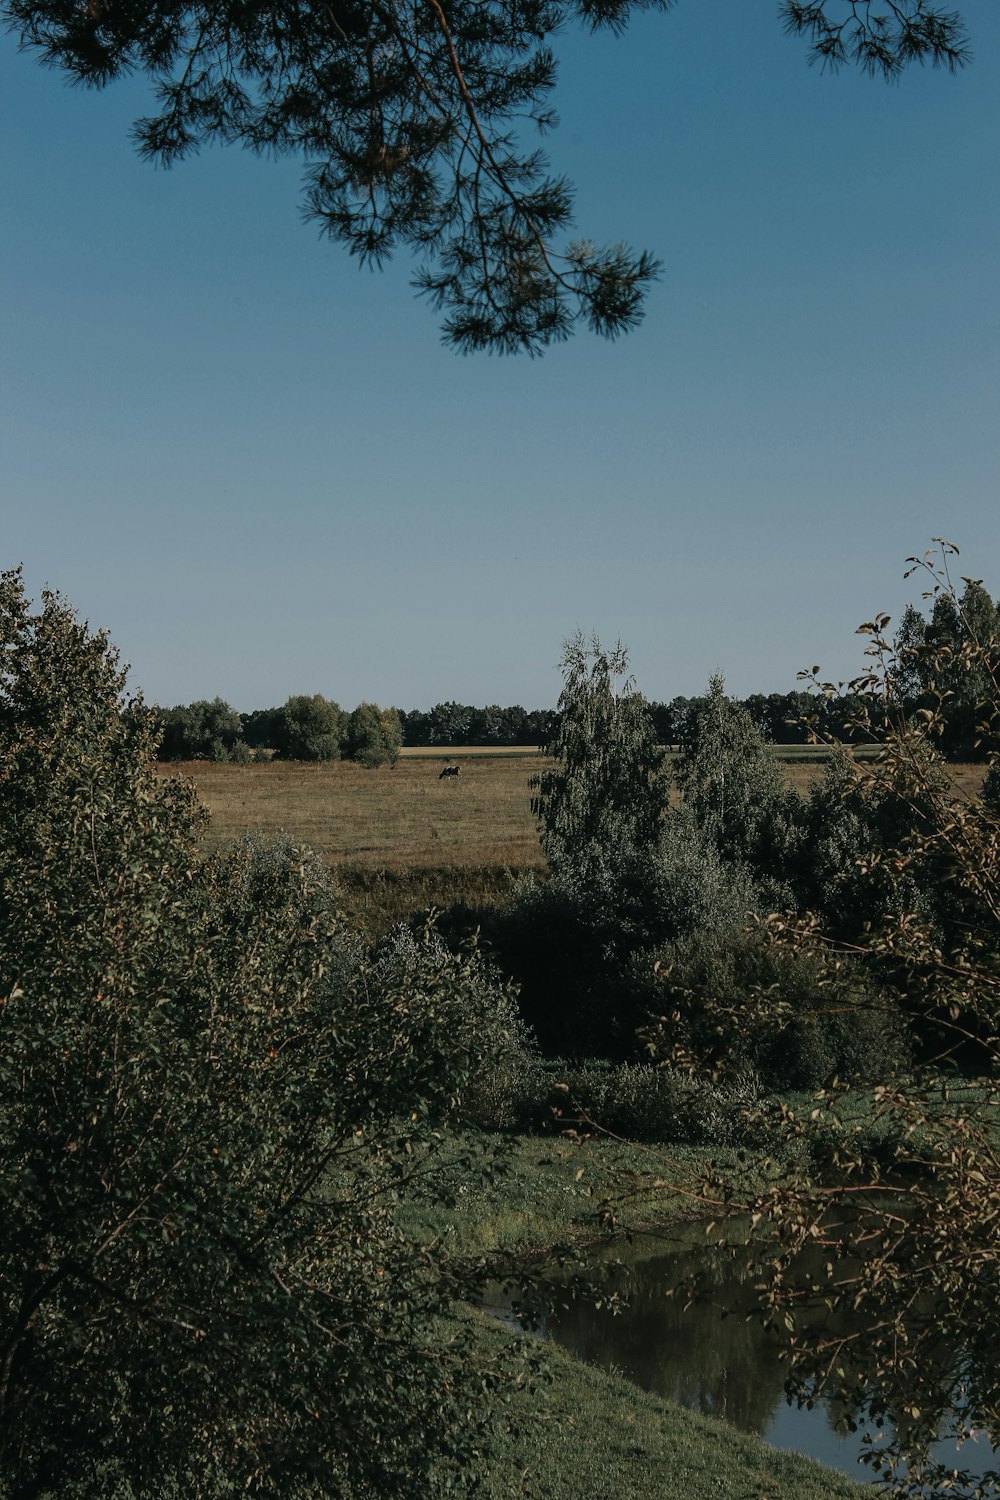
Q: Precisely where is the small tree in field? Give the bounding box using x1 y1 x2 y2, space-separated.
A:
532 633 668 873
0 571 531 1499
346 702 403 768
273 693 345 761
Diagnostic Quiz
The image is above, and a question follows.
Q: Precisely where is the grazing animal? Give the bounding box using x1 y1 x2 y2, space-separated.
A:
438 764 460 780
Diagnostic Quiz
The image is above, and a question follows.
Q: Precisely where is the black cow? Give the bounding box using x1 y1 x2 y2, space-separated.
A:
438 764 461 780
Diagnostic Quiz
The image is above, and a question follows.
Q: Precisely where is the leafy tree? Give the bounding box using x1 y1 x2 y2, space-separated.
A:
652 543 1000 1496
4 2 971 352
424 701 475 745
0 570 533 1499
274 693 346 761
892 571 1000 758
532 633 668 874
674 674 806 910
239 706 282 750
157 695 244 761
346 702 403 767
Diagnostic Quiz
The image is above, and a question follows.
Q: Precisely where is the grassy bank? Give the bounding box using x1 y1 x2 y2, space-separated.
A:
476 1315 868 1500
398 1131 869 1499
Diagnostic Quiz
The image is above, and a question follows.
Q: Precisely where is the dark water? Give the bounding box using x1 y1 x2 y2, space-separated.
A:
490 1228 996 1489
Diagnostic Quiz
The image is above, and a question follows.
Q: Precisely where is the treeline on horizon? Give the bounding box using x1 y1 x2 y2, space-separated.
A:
155 578 1000 765
154 691 850 765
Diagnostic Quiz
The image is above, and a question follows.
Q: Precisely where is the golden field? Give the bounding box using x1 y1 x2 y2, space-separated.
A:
163 750 986 932
172 749 987 866
178 751 545 871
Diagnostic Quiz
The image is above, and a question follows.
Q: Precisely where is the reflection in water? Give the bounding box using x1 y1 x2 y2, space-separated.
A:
546 1238 786 1438
494 1230 995 1488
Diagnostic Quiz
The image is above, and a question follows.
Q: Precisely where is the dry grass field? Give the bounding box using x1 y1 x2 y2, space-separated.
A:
164 750 986 931
170 750 988 869
166 751 546 928
178 752 545 871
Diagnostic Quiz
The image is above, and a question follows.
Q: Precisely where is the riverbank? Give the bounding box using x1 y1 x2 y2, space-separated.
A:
475 1312 869 1499
400 1130 870 1498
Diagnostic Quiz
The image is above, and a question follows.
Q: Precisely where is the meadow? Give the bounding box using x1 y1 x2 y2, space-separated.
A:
165 748 987 932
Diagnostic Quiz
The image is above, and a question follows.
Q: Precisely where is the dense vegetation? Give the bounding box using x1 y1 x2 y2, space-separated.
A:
3 544 998 1497
0 572 535 1498
157 695 403 767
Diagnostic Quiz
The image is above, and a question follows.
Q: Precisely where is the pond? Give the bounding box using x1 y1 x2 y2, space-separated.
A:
488 1227 996 1489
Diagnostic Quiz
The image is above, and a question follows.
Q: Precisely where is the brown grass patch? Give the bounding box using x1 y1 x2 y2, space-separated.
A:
165 758 546 873
164 753 987 888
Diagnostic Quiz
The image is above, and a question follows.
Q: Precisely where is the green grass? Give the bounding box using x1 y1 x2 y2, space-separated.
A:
475 1313 868 1500
397 1133 869 1498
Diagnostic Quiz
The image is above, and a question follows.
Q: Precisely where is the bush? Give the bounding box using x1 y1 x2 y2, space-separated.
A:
273 693 345 761
0 572 532 1500
463 1055 765 1145
647 927 909 1091
485 813 755 1060
346 702 403 767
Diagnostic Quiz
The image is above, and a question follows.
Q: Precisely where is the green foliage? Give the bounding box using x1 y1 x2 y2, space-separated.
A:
346 702 403 768
532 633 668 874
5 3 970 352
662 543 1000 1495
0 572 532 1499
537 1060 765 1147
892 574 1000 758
489 812 753 1058
646 927 908 1091
674 674 806 910
273 693 346 761
157 695 244 761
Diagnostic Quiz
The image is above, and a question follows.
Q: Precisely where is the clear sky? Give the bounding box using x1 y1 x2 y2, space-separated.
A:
2 3 998 713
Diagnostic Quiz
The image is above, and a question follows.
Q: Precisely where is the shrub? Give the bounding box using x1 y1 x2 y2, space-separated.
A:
273 693 345 761
0 572 531 1499
647 926 909 1091
486 813 755 1059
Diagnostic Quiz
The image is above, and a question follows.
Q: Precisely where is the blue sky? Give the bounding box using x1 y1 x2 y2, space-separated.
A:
2 2 998 713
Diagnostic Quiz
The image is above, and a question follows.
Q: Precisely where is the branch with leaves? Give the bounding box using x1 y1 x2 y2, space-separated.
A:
4 0 973 350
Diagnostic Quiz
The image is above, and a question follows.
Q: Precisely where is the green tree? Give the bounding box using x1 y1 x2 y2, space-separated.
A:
674 674 805 910
892 572 1000 758
157 695 244 761
346 702 403 767
652 544 1000 1495
0 571 532 1498
4 2 971 352
532 633 668 874
274 693 346 761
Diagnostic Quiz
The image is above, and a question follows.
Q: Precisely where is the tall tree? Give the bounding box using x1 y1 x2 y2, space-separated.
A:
4 1 972 351
532 632 668 872
274 693 346 761
0 571 530 1498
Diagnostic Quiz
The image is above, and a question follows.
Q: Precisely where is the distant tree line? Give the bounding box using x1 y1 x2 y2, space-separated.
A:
398 703 559 746
156 696 403 768
158 579 1000 768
